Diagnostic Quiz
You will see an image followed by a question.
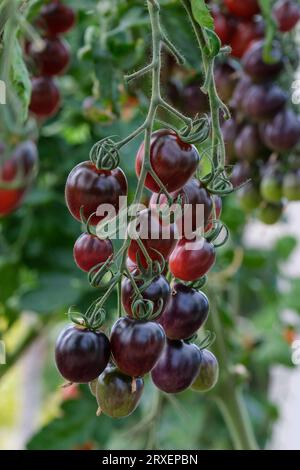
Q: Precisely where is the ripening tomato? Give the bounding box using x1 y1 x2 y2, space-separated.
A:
135 130 200 193
28 37 70 76
273 0 300 32
211 6 236 45
38 1 75 36
224 0 260 19
230 20 264 58
29 76 60 118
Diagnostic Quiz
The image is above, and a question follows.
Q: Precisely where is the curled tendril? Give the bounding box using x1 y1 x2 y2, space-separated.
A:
206 221 229 248
179 116 210 144
187 275 207 290
67 304 106 331
88 256 116 289
135 248 166 279
199 330 216 351
89 137 120 170
131 298 154 320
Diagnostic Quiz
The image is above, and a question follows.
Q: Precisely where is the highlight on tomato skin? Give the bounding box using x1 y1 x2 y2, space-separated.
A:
73 233 114 273
27 37 70 77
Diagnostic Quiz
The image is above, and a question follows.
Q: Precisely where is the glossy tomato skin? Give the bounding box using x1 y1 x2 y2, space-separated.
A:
230 19 264 59
169 237 216 282
230 162 251 188
191 350 219 392
28 37 70 76
241 82 287 121
55 325 111 383
96 366 144 418
242 40 284 82
110 317 165 377
135 130 200 193
273 0 300 32
224 0 260 19
151 339 202 393
128 209 177 268
65 161 127 226
260 109 300 152
159 283 209 340
39 1 75 36
73 233 113 272
0 141 38 216
235 124 269 162
121 271 170 319
29 76 60 118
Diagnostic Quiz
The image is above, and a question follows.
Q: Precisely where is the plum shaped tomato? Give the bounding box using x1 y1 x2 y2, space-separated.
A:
28 37 70 76
150 178 213 236
241 82 287 121
39 1 75 36
273 0 300 32
151 339 202 393
230 162 251 189
257 202 284 225
96 366 144 418
283 171 300 201
55 325 111 383
224 0 260 19
0 141 38 216
73 233 113 272
191 350 219 393
121 270 170 319
128 209 177 268
65 161 127 226
230 19 264 59
260 109 300 153
234 124 269 162
158 283 209 340
135 130 200 193
238 183 261 211
169 237 216 282
110 317 165 377
242 40 284 82
29 76 60 118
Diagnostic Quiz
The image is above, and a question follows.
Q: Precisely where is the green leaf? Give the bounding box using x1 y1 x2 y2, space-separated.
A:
191 0 214 30
10 39 31 122
203 28 221 58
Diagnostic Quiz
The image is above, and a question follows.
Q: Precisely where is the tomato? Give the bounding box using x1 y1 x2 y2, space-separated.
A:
282 171 300 201
29 76 60 118
212 6 236 45
260 109 300 153
150 178 213 235
257 202 284 225
214 60 239 103
169 237 216 282
73 233 113 272
238 184 261 211
224 0 260 19
28 37 70 76
38 0 75 36
230 20 264 59
128 209 177 268
110 317 165 377
230 162 251 188
241 82 287 121
230 75 253 111
191 349 219 392
260 173 283 203
135 130 200 193
181 83 210 117
235 124 269 162
65 161 127 226
151 339 201 393
242 40 284 82
0 141 38 216
121 270 170 319
55 325 111 383
273 0 300 32
158 283 209 340
221 118 240 163
96 366 144 418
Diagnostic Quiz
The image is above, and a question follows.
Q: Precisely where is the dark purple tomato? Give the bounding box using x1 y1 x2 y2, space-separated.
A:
0 141 38 216
181 83 210 117
230 19 264 59
230 161 251 188
65 161 127 226
221 118 240 163
96 366 144 418
55 325 111 383
151 339 202 393
29 76 60 118
238 183 261 211
73 233 113 272
39 0 75 36
150 178 213 235
273 0 300 32
260 109 300 152
110 317 165 377
158 283 209 340
235 124 269 162
283 171 300 201
242 83 287 121
128 209 177 269
224 0 260 19
135 130 200 193
230 74 253 111
215 60 239 103
28 37 70 76
191 349 219 392
257 201 284 224
121 270 170 319
169 237 216 282
242 40 284 82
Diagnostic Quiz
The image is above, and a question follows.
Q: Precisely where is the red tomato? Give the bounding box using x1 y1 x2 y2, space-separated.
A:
29 76 60 118
273 0 300 32
38 0 75 36
73 233 113 272
28 37 70 76
212 6 236 45
230 20 264 58
224 0 260 19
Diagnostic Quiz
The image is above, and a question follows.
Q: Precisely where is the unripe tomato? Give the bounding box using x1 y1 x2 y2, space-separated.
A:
191 350 219 392
257 202 284 225
260 173 283 203
238 184 261 211
282 171 300 201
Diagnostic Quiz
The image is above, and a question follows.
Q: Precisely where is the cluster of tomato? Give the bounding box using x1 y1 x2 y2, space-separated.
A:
26 0 75 119
55 130 221 418
217 0 300 224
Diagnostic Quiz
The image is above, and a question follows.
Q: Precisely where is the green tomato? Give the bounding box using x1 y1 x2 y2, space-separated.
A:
283 172 300 201
238 184 261 211
260 174 282 203
257 202 283 225
191 350 219 393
